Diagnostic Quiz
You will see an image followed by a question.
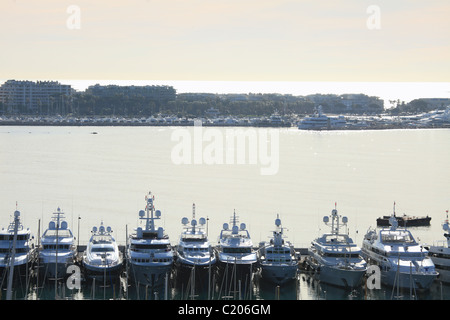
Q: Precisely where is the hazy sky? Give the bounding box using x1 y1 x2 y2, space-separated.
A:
1 0 449 83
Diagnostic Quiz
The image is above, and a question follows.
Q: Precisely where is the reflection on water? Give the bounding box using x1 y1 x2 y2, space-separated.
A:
3 268 450 301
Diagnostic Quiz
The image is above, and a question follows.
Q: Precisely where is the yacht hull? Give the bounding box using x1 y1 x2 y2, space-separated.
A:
429 249 450 283
315 265 365 288
39 261 74 280
217 259 257 293
260 264 298 285
175 261 216 291
307 257 366 288
381 270 437 290
435 268 450 283
0 262 33 286
83 262 123 281
129 262 172 288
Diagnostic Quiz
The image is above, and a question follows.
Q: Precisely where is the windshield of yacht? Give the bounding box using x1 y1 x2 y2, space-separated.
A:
223 247 252 254
323 234 352 244
381 230 416 244
43 229 73 238
91 247 115 252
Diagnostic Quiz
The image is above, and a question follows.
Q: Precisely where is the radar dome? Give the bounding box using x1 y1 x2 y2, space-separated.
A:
275 218 281 226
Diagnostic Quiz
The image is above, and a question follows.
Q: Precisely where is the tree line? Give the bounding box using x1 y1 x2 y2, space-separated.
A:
1 91 444 117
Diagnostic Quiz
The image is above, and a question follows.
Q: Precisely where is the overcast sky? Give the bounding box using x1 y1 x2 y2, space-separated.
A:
1 0 449 84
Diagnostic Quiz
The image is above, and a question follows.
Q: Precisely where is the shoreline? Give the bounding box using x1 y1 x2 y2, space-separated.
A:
1 120 449 130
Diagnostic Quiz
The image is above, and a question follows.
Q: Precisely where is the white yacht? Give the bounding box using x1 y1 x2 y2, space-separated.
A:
216 211 257 292
82 222 123 281
175 204 216 277
38 207 77 280
0 209 35 283
298 105 346 130
127 192 174 288
306 207 367 288
427 211 450 283
362 215 438 290
258 215 299 285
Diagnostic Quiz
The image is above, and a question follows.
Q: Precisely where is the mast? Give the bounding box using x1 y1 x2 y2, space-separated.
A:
55 208 61 299
145 192 156 231
6 210 20 300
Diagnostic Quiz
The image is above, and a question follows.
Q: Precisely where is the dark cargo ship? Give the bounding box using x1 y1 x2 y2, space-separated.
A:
376 214 431 227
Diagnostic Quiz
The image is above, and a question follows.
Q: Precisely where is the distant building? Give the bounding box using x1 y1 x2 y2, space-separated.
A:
0 80 72 114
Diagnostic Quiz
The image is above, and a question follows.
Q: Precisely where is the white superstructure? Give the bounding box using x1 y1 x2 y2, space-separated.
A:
126 192 174 288
306 206 367 288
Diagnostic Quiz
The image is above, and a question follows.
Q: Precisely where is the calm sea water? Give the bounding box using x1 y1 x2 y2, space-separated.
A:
1 126 449 300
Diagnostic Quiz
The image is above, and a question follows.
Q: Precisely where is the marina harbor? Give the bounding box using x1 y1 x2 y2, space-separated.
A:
1 105 450 130
1 193 449 301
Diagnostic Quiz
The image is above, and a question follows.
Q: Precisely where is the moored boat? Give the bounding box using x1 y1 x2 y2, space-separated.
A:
258 215 299 285
362 215 438 291
126 192 174 288
82 222 123 281
0 209 36 286
174 204 216 292
306 205 367 288
298 105 346 130
38 207 77 281
427 211 450 283
376 214 431 227
216 210 257 298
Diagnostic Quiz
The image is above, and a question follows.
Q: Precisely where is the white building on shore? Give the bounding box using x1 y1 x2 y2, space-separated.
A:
0 80 72 114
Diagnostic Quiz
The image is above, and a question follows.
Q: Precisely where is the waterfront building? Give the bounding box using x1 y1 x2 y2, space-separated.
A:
0 80 72 115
